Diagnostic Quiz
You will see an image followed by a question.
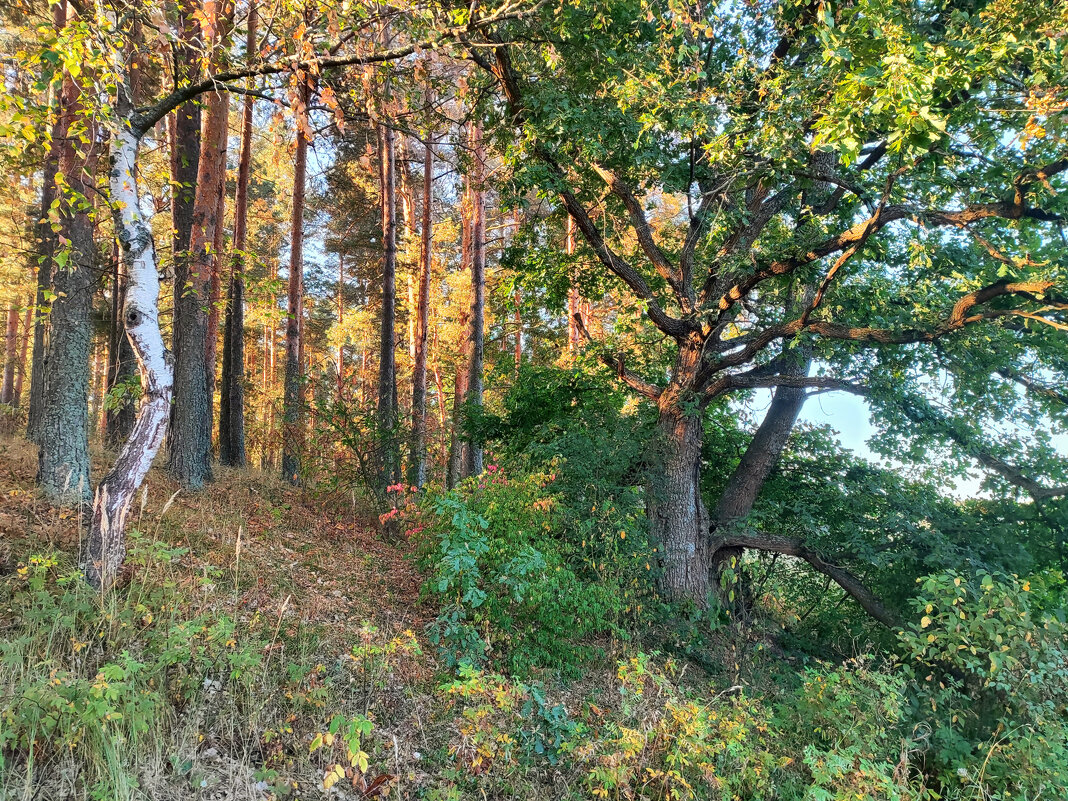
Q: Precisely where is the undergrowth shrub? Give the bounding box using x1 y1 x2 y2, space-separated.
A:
571 653 783 801
420 464 651 676
0 545 265 800
776 658 916 801
899 569 1068 799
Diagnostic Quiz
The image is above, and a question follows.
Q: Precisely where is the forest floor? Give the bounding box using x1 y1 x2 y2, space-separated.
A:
0 434 426 631
0 434 621 801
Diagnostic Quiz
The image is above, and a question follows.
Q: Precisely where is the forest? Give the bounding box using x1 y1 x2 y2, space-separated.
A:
0 0 1066 798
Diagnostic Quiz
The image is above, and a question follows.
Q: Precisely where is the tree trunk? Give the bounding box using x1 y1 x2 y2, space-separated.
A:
1 307 17 404
447 363 469 489
647 397 712 604
169 0 203 353
37 72 95 508
464 122 485 478
218 24 253 467
27 0 67 442
85 106 175 591
219 0 252 467
709 350 812 605
376 115 400 484
105 247 137 448
205 96 229 456
281 79 310 485
407 133 433 488
335 254 345 396
566 214 580 355
169 84 228 489
89 338 104 432
13 301 32 406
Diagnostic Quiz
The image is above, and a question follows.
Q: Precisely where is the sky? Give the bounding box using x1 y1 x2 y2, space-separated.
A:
744 388 1068 499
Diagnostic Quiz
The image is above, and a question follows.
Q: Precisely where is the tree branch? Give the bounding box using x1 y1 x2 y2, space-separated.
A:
724 373 1068 502
129 1 547 136
480 41 693 340
710 528 899 627
591 162 688 309
574 314 661 400
710 155 1068 320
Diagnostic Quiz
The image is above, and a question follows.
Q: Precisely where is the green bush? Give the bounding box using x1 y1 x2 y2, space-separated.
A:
0 547 265 799
898 570 1068 799
420 464 651 676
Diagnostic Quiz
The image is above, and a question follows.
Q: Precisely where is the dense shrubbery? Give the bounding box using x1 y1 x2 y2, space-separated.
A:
419 464 653 676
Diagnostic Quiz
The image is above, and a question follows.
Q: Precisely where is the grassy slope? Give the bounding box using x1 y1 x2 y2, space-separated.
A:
0 434 458 800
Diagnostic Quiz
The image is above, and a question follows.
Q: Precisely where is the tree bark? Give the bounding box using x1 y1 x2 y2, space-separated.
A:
407 133 433 488
85 110 175 591
205 94 229 456
464 122 486 478
2 307 17 404
281 78 310 485
27 0 67 442
647 350 712 603
376 114 400 484
13 301 33 407
36 71 96 508
219 3 253 467
566 215 580 355
169 82 228 489
169 0 203 356
710 349 812 601
447 362 469 489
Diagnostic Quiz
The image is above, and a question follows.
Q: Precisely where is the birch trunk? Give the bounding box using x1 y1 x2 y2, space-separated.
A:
85 117 174 590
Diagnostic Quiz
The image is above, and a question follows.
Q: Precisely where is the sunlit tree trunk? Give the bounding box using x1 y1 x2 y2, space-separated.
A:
169 80 228 489
464 122 486 478
281 77 310 485
377 113 400 484
205 96 229 456
566 215 580 355
13 301 32 407
219 3 254 467
1 307 17 404
335 254 345 396
407 132 433 488
37 68 96 508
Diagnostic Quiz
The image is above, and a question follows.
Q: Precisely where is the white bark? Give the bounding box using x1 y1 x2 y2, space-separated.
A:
84 125 174 590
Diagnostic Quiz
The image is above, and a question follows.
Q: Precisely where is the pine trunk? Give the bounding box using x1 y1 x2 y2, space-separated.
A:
205 97 229 456
280 80 309 485
105 250 137 448
377 116 400 484
13 302 32 406
1 307 17 404
464 123 486 478
407 134 433 488
27 0 66 443
169 85 228 490
36 72 95 508
219 3 254 467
